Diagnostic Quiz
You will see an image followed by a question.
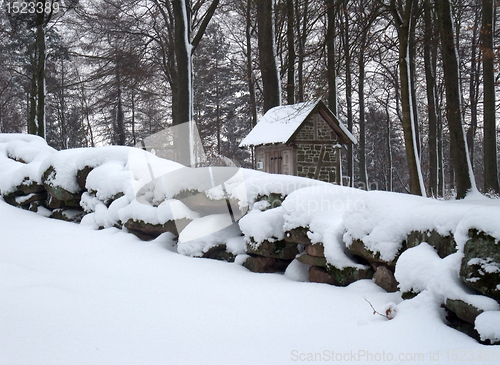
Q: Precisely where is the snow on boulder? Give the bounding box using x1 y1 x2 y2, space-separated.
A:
395 243 442 297
39 148 86 208
395 241 500 334
475 311 500 344
459 228 500 303
240 205 285 244
230 171 327 210
119 199 198 241
0 134 55 199
177 213 242 260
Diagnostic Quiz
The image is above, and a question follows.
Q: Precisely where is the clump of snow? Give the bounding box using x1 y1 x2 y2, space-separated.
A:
475 311 500 343
239 206 285 245
85 161 131 203
343 191 477 262
39 148 86 194
284 259 310 282
118 199 198 226
395 243 442 294
177 214 241 257
226 235 246 255
455 205 500 251
231 171 327 210
0 134 55 194
282 184 368 269
395 244 500 312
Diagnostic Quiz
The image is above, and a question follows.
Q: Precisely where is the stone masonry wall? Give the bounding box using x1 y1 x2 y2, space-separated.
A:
294 114 339 182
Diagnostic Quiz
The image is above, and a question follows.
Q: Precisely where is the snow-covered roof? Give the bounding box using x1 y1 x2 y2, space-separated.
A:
239 100 356 147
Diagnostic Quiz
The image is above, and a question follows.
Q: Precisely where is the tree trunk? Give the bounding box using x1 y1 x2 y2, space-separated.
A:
391 0 425 196
466 6 481 168
358 32 367 190
385 104 393 192
172 0 192 165
28 60 37 135
482 0 499 193
172 0 191 126
286 0 295 105
295 0 308 102
246 0 258 127
326 0 337 114
115 64 126 146
409 2 420 158
437 0 475 199
424 0 438 196
59 58 67 148
257 0 281 112
341 2 353 187
36 21 46 139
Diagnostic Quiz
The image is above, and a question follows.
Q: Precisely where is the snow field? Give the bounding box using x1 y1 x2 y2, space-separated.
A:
1 200 499 365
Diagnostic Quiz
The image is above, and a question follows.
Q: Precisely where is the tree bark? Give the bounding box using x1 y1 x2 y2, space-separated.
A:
286 0 295 105
390 0 425 196
341 1 353 187
172 0 191 126
36 19 46 139
246 0 258 127
115 64 125 146
437 0 475 199
325 0 337 114
482 0 499 193
424 0 438 196
295 0 308 102
256 0 281 112
466 6 481 168
358 30 367 190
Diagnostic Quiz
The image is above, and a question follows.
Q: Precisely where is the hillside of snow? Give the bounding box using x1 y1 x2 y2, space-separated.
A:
1 133 500 364
1 199 499 365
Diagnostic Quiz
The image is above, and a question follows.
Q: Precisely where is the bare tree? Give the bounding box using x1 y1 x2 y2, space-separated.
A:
436 0 476 198
482 0 499 194
256 0 280 111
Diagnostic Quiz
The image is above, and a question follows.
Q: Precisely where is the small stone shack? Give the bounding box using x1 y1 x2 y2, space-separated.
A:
239 100 357 183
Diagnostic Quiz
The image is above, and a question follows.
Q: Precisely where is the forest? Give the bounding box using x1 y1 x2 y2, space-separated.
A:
0 0 499 199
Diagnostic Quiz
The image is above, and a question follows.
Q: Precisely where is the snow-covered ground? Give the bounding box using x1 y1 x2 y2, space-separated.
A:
1 198 499 365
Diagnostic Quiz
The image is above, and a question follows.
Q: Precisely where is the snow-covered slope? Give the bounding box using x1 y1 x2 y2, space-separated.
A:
0 198 499 365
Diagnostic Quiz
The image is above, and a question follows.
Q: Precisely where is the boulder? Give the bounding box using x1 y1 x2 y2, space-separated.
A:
373 266 399 293
255 193 285 210
324 264 373 287
202 244 236 262
4 191 46 209
284 227 312 246
247 240 299 260
460 229 500 303
407 230 456 258
76 166 93 190
124 218 190 241
309 266 336 285
296 254 327 267
445 298 484 325
42 166 82 208
2 180 46 208
242 255 291 273
50 209 86 223
305 243 324 257
17 180 46 195
348 239 401 270
174 189 242 218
